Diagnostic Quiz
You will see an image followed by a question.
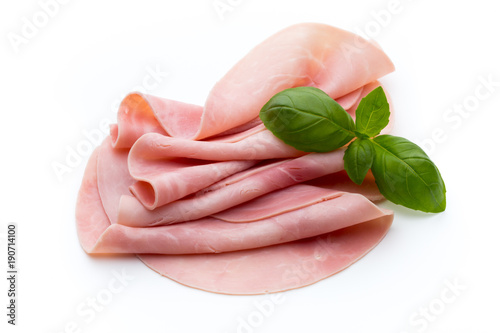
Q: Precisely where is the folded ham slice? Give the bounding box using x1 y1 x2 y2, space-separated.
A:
125 79 391 212
138 215 392 295
76 146 392 293
76 22 396 295
110 23 394 147
92 187 391 255
118 150 345 226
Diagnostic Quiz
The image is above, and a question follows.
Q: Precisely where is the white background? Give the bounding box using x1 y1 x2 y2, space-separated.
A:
1 0 499 332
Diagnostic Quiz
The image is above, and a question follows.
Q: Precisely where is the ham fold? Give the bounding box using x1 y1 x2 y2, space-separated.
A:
110 23 394 146
76 22 396 295
118 150 346 226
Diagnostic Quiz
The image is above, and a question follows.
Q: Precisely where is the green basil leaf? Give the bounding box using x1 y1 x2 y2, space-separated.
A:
343 138 374 185
354 130 370 139
371 135 446 213
259 87 355 152
355 86 390 138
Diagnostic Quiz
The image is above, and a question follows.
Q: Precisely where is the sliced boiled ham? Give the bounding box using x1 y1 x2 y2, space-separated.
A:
76 22 396 295
110 23 394 147
138 215 392 295
76 146 392 294
91 190 392 255
126 79 391 212
118 149 346 226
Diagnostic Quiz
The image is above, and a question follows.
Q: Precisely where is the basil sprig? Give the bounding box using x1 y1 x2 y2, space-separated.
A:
259 86 446 213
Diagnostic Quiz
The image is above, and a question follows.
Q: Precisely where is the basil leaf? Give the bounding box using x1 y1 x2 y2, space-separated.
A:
259 87 355 152
355 86 390 138
370 135 446 213
343 138 374 185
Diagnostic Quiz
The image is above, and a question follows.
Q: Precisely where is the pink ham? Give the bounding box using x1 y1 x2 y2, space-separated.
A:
198 23 394 139
77 143 392 255
128 130 303 162
128 158 257 210
305 170 384 202
118 149 346 226
110 23 394 147
76 22 396 295
91 190 392 255
96 139 134 223
76 150 392 294
76 147 110 253
138 215 392 295
126 130 301 209
125 79 392 213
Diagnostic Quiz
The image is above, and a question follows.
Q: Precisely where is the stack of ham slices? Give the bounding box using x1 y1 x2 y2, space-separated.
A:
76 23 396 295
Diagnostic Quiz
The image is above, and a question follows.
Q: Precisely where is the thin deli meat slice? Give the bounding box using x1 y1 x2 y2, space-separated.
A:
128 129 304 162
76 22 397 295
80 138 392 256
76 146 392 294
126 130 302 210
89 187 392 255
138 214 392 295
110 23 394 147
96 138 134 224
76 147 111 253
123 80 393 213
133 186 392 295
305 170 384 202
128 157 257 210
118 149 347 227
187 23 394 139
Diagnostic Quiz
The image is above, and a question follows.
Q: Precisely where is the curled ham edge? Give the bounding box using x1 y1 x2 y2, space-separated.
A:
109 22 395 148
119 80 393 211
77 22 397 294
76 145 393 294
108 22 395 211
117 148 386 227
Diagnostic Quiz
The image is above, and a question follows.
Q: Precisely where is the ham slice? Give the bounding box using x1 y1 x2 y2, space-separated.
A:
305 170 385 202
90 187 392 254
126 130 302 209
129 158 257 210
110 23 394 147
138 215 392 295
118 150 346 226
76 147 110 253
76 22 396 295
76 148 392 294
76 137 393 294
125 79 392 212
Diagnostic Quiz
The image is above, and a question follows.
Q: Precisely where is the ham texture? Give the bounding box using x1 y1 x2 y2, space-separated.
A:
110 23 394 146
76 22 395 295
118 150 347 226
